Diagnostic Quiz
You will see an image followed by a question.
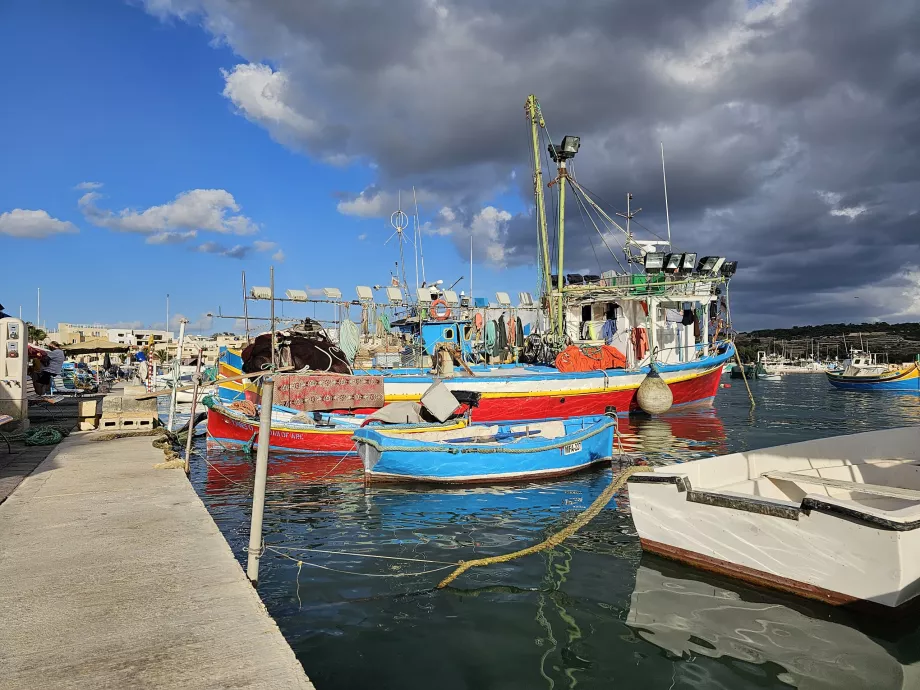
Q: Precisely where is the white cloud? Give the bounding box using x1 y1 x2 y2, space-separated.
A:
80 188 259 235
221 63 321 146
146 230 198 245
829 205 867 220
74 181 104 190
357 233 367 241
337 189 394 218
197 241 250 259
271 249 286 262
425 205 513 265
0 209 78 238
253 240 277 251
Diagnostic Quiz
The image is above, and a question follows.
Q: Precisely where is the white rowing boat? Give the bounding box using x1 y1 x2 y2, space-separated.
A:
627 426 920 607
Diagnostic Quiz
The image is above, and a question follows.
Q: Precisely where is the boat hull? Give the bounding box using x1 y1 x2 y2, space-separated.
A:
826 365 919 392
355 416 617 484
217 345 733 424
205 399 468 455
627 426 920 608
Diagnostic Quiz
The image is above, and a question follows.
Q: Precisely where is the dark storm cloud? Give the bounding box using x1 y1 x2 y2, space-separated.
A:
144 0 920 326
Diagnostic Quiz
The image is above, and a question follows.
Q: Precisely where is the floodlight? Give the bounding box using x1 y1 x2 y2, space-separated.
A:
644 252 666 274
582 274 600 284
549 135 581 162
663 253 683 274
697 256 725 274
417 288 432 304
443 290 459 306
385 287 403 304
566 274 585 285
285 289 308 302
250 286 272 300
680 253 697 274
720 260 738 277
322 287 342 299
356 285 374 301
496 291 512 307
519 292 534 307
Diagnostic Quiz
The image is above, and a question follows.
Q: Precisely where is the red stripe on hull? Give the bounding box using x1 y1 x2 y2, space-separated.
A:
208 366 725 452
206 406 356 453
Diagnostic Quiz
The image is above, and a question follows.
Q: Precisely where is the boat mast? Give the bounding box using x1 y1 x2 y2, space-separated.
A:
660 143 672 250
554 158 567 338
525 95 552 320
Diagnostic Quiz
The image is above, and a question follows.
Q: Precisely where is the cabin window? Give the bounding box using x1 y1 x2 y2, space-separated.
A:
443 327 455 341
581 305 592 322
463 325 473 341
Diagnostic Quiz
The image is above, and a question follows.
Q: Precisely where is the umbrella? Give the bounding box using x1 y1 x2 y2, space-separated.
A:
61 338 130 354
103 352 112 370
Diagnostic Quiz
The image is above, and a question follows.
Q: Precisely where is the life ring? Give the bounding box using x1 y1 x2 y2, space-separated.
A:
431 299 451 321
474 313 484 330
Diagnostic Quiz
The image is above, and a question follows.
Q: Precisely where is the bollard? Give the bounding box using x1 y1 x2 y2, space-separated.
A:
246 377 274 585
183 348 204 475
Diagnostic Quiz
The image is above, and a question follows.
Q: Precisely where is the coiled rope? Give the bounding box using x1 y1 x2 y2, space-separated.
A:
339 319 360 362
4 424 70 446
436 464 652 588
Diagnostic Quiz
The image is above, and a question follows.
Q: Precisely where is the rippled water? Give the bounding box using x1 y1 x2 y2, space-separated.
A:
187 376 920 689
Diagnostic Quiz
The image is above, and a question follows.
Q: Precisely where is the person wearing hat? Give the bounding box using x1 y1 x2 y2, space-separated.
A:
38 341 65 394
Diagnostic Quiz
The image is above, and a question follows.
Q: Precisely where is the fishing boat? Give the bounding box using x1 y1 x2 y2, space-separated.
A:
354 414 617 484
206 94 740 453
826 349 919 391
627 425 920 608
203 395 471 454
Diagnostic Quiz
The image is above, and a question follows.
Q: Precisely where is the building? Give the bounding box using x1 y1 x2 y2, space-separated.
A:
54 323 111 345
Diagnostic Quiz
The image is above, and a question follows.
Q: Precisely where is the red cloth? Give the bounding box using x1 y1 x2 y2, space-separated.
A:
274 373 384 411
555 345 627 373
631 328 649 361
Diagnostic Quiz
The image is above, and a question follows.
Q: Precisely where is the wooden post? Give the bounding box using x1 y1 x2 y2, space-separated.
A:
246 377 274 585
183 348 204 475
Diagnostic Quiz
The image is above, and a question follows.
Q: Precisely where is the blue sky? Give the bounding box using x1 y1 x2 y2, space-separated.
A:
0 0 535 334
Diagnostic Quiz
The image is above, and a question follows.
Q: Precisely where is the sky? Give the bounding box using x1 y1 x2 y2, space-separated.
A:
1 0 919 333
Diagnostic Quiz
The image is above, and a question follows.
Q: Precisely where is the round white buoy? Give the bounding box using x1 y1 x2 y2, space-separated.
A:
636 363 673 415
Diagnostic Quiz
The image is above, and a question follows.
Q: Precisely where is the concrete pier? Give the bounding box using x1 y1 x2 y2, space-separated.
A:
0 433 314 689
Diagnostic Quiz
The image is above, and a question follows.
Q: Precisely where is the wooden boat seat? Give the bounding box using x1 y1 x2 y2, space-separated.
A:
763 471 920 502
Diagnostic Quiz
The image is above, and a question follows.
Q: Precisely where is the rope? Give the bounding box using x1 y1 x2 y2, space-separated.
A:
436 464 652 588
266 546 458 578
4 424 71 446
266 545 460 566
228 400 257 417
339 319 360 362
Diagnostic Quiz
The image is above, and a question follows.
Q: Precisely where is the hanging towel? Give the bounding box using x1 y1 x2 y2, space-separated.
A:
515 317 524 348
601 319 617 344
496 315 508 355
665 309 683 324
485 320 497 352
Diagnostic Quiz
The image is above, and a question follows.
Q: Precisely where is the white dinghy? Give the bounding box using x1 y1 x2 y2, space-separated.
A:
627 426 920 608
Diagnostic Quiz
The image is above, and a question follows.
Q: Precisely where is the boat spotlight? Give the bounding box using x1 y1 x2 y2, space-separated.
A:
249 286 272 300
285 289 309 302
696 256 725 275
548 135 581 162
680 252 697 274
720 260 738 277
644 252 666 274
321 287 342 300
663 253 683 274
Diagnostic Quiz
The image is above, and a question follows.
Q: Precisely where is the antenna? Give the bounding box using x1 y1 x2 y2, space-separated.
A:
413 187 426 285
387 191 412 297
661 142 672 250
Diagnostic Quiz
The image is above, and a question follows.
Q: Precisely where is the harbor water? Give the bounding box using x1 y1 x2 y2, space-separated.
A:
187 376 920 689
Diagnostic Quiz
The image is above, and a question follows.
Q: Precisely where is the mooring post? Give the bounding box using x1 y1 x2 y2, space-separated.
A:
246 376 274 585
183 348 204 475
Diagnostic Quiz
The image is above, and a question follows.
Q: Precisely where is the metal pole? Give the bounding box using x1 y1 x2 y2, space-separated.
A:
167 319 187 432
247 377 274 585
269 267 276 371
166 294 170 335
242 271 251 344
556 164 567 339
184 347 204 475
661 142 672 250
37 288 40 330
526 95 552 307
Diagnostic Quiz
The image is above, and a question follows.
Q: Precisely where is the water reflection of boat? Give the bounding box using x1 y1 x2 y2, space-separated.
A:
617 409 727 455
202 452 363 494
627 558 920 690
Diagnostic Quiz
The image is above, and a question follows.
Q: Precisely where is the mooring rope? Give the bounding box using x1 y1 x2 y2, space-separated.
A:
436 464 652 588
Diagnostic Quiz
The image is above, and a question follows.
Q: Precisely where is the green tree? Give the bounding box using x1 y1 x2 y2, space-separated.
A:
27 324 47 343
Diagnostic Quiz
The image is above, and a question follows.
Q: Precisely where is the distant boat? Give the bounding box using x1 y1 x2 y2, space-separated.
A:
826 349 919 391
627 425 920 608
354 415 618 484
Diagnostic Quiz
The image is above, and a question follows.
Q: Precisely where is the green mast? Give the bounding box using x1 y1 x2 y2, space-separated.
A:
526 95 552 320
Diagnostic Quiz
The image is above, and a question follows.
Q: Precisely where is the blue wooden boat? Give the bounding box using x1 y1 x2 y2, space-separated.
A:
353 415 617 484
826 350 919 392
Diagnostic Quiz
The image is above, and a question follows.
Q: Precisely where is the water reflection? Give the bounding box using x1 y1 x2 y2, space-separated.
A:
627 556 920 690
189 375 920 690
